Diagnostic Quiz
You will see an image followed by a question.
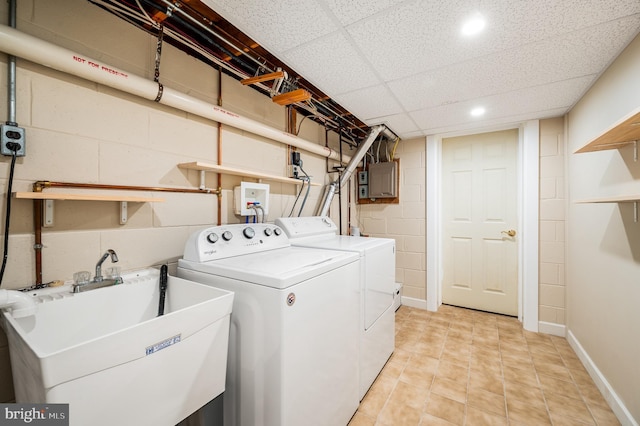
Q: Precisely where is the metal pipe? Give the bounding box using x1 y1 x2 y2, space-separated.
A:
0 25 349 163
33 199 43 286
317 125 385 217
7 0 16 124
34 181 219 195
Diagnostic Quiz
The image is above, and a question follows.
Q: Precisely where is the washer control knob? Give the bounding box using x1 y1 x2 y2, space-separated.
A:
206 233 219 244
264 228 273 237
243 227 256 239
274 227 282 236
222 230 233 241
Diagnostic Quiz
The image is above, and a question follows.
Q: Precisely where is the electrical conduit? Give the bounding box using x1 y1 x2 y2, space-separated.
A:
0 25 348 162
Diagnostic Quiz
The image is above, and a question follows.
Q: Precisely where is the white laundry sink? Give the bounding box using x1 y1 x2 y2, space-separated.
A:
1 268 234 426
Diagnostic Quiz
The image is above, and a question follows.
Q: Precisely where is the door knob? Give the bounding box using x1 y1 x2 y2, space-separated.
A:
501 229 516 237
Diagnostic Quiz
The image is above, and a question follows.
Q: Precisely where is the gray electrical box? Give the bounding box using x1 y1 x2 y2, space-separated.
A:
368 161 397 198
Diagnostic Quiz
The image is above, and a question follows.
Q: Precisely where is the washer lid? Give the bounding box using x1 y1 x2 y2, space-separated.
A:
289 234 395 254
179 246 358 289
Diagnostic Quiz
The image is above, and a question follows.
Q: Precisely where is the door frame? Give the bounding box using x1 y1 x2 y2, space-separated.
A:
426 120 539 332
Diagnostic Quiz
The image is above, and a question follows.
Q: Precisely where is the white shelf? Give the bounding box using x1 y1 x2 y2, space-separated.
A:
178 161 320 186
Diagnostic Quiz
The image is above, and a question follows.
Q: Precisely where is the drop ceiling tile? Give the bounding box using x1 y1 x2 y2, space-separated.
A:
282 32 381 95
321 0 406 25
332 84 403 121
389 15 640 112
201 0 337 52
347 0 640 81
366 113 421 139
410 76 592 133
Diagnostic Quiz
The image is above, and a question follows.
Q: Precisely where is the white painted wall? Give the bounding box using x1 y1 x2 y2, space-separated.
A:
566 33 640 423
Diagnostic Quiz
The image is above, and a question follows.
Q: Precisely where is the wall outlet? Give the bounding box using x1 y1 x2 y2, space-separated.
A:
359 185 368 199
1 124 26 157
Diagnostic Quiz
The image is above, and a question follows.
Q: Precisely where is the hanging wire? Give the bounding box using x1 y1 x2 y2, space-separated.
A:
288 179 306 217
0 147 19 286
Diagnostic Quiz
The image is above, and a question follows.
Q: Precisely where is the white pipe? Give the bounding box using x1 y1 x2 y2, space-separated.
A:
0 289 37 318
0 25 348 162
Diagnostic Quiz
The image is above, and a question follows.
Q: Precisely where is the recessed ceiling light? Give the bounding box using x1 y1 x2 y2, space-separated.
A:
461 14 486 36
470 107 485 117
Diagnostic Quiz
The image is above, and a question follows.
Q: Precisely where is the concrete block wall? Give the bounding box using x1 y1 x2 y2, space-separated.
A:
0 0 344 401
355 137 426 300
538 117 567 326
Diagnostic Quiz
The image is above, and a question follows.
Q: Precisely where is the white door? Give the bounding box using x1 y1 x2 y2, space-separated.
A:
441 129 518 316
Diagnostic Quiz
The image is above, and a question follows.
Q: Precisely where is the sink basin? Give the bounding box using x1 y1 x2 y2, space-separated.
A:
2 268 234 426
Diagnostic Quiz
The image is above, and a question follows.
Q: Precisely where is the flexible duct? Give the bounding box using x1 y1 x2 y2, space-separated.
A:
0 25 348 162
317 125 386 217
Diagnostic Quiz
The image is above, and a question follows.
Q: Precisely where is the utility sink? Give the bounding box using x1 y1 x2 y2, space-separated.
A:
1 268 234 426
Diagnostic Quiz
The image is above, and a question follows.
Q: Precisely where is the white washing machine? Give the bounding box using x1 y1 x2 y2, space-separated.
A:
275 216 395 400
177 223 360 426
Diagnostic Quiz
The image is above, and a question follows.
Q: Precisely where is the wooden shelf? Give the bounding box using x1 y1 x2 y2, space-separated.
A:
575 107 640 153
178 161 320 186
575 195 640 203
14 192 163 202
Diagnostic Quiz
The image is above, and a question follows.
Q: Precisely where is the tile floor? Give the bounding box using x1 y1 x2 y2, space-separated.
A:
349 305 620 426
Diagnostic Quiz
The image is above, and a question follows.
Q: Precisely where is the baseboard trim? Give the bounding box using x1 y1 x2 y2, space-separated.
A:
400 296 428 310
538 321 566 337
567 330 638 426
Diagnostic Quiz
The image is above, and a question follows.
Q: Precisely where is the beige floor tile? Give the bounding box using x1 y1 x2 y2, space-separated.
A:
431 376 467 403
424 393 465 426
358 374 397 418
589 403 621 425
576 381 610 409
353 306 608 426
467 386 506 417
533 359 573 381
387 380 430 410
399 364 435 391
465 405 508 426
348 411 376 426
468 370 504 395
419 413 458 425
506 397 552 425
380 359 405 380
504 381 546 408
538 373 582 400
378 399 422 426
435 360 469 383
545 393 595 425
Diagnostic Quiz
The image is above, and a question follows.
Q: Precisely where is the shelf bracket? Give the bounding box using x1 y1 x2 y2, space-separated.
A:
634 141 638 162
43 199 54 227
199 170 206 190
120 201 128 225
634 201 638 223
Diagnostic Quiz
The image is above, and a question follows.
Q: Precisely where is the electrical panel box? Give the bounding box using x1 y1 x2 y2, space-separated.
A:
368 161 397 198
234 182 270 216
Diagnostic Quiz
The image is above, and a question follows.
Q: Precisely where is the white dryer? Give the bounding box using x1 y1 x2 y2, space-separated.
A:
177 223 359 426
275 216 395 400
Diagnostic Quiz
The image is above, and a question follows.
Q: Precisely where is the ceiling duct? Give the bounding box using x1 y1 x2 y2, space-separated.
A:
317 125 396 217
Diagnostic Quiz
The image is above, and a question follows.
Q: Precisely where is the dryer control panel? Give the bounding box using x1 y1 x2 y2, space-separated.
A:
275 216 338 239
183 224 289 262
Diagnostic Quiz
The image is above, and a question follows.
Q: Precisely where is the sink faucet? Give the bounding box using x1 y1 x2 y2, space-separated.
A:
94 249 119 283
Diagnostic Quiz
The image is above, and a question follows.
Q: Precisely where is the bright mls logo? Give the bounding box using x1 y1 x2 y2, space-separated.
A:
1 404 68 425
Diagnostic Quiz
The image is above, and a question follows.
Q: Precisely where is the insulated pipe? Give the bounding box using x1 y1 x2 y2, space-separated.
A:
317 125 385 217
0 289 37 318
0 25 348 163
